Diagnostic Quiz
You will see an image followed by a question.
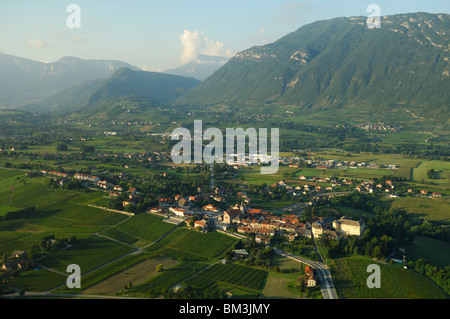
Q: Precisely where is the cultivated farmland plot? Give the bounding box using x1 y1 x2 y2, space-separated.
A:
330 257 447 299
114 213 176 243
144 228 238 260
184 263 267 291
38 236 136 274
128 261 208 297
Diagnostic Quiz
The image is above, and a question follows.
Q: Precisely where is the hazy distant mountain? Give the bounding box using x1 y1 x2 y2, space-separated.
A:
0 54 140 107
32 67 201 113
86 68 201 106
176 13 450 121
164 55 230 80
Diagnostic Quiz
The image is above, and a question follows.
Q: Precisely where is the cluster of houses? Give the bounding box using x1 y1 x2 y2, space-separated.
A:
74 173 100 183
226 208 365 244
352 178 443 199
273 179 337 196
353 123 400 132
41 170 70 178
412 189 442 198
39 149 172 167
1 251 29 273
149 186 366 247
283 156 401 171
41 170 137 198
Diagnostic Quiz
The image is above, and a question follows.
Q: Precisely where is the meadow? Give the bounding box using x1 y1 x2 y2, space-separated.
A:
261 273 300 299
380 197 450 224
413 160 450 184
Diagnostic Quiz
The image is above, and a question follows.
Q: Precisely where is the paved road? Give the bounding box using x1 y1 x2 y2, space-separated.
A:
273 248 338 299
218 230 338 299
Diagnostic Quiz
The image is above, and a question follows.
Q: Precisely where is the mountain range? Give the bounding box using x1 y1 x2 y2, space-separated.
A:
1 12 449 123
175 12 450 121
27 67 201 113
0 54 140 107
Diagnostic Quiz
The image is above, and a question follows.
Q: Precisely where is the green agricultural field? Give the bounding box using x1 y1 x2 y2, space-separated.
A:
330 256 447 299
270 254 304 272
13 268 67 292
341 168 394 180
8 182 79 210
252 200 297 211
37 235 136 274
234 166 301 185
115 213 176 243
127 261 208 297
262 272 301 299
0 205 19 217
381 197 450 224
397 160 422 180
294 169 322 178
184 263 268 291
58 252 152 293
145 228 237 260
0 231 31 244
380 131 432 145
99 227 143 246
413 160 450 184
69 192 107 205
0 230 98 256
0 168 26 179
406 235 450 268
41 202 127 227
82 256 179 295
89 197 111 207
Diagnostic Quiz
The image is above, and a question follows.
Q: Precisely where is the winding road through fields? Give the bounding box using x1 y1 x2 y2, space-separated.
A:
219 230 339 299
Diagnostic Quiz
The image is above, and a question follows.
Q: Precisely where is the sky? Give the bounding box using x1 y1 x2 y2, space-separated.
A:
1 0 449 71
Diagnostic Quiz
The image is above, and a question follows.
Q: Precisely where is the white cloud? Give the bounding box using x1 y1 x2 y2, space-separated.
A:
142 65 162 72
179 30 234 64
28 38 52 49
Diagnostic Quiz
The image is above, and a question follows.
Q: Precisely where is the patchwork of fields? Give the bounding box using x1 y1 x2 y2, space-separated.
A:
0 150 448 300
